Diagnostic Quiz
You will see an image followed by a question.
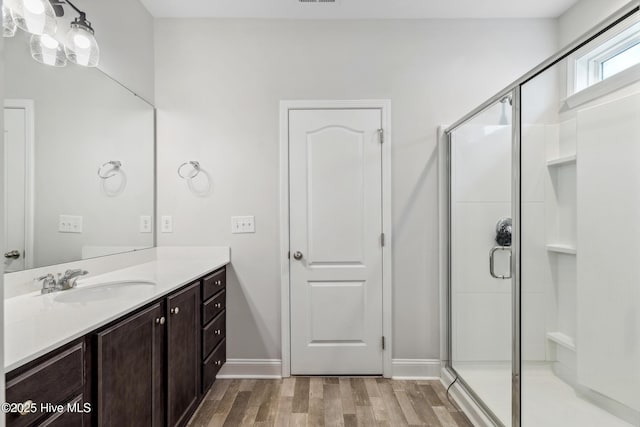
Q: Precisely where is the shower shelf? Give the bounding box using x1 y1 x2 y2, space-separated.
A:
546 332 576 352
546 244 577 255
547 155 577 168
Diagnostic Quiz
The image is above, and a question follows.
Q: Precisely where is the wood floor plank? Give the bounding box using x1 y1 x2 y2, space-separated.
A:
405 381 441 426
281 377 296 397
339 378 356 415
343 413 357 427
355 405 377 427
450 410 472 427
255 381 282 423
309 397 325 426
369 397 389 423
240 405 259 426
292 377 310 413
214 380 241 417
350 378 370 407
290 413 309 427
275 396 293 427
420 384 445 407
377 380 408 426
433 406 459 427
239 380 256 392
324 377 339 384
323 384 344 427
223 391 251 427
247 380 269 408
364 378 381 399
188 399 219 427
394 390 422 425
208 379 232 401
310 377 324 399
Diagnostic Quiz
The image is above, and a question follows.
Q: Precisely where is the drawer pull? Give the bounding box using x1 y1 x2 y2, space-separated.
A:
216 280 222 286
170 307 180 315
214 329 222 336
155 316 166 325
19 400 34 416
214 360 222 366
214 303 222 309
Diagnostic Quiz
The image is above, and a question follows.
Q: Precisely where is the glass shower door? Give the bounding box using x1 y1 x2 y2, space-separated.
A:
448 95 516 427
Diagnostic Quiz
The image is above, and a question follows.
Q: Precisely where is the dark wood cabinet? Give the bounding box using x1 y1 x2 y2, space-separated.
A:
167 283 200 427
95 303 165 427
5 266 227 427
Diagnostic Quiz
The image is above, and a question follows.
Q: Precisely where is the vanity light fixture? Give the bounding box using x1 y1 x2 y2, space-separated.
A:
30 33 67 66
4 0 56 35
2 5 17 37
7 0 99 67
62 0 99 67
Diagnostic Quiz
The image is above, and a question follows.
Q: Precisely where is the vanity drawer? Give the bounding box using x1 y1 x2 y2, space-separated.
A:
202 268 226 301
39 395 85 427
202 339 226 393
6 342 84 427
202 289 225 325
202 311 226 359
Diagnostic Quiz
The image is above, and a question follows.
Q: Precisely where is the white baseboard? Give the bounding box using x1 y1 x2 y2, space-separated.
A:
391 359 442 380
216 359 283 379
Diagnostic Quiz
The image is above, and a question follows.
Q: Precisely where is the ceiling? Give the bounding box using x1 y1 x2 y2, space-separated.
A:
141 0 580 20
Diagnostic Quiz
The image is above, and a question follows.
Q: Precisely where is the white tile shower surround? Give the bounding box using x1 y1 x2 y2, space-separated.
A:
4 246 230 372
454 362 634 427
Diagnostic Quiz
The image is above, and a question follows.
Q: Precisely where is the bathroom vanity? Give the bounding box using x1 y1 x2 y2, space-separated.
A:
4 248 229 427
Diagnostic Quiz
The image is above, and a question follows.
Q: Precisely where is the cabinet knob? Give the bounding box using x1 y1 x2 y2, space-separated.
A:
214 303 222 309
216 280 222 286
156 317 165 325
170 307 180 315
215 360 222 366
214 329 222 336
18 400 33 416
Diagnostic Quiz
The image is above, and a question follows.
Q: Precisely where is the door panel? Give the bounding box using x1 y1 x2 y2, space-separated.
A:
167 282 200 427
289 109 383 375
4 107 27 272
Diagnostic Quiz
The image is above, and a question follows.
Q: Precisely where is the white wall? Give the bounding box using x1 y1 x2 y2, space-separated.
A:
155 18 558 362
558 0 632 47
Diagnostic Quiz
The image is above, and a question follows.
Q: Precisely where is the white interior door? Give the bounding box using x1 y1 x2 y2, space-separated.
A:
4 107 28 272
289 108 383 375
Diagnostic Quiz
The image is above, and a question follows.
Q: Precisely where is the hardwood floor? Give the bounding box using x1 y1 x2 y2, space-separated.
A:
188 378 472 426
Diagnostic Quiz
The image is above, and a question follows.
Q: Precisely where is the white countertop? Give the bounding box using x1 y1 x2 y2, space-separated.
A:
4 247 230 372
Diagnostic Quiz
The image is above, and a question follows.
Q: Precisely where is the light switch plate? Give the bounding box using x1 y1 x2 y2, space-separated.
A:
161 215 173 233
59 215 83 233
140 215 152 233
232 216 255 234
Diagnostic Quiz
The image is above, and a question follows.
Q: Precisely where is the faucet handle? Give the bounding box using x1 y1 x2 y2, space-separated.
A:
35 273 54 282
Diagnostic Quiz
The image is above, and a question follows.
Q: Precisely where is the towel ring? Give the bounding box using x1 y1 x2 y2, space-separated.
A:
97 161 122 179
178 161 201 179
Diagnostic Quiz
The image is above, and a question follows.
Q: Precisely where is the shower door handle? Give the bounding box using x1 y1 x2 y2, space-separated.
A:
489 246 512 279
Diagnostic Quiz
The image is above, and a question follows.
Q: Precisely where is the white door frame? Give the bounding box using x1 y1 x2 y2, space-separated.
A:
4 99 35 270
279 99 393 378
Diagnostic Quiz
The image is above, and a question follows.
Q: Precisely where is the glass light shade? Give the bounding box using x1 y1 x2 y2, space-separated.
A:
30 33 67 67
3 5 17 37
64 23 99 67
5 0 57 35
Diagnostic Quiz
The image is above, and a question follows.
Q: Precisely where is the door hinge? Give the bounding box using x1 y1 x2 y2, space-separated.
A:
378 129 384 144
381 233 385 247
288 251 290 259
382 336 386 350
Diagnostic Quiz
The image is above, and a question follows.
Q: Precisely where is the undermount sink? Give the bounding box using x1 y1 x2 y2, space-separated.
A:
53 280 156 303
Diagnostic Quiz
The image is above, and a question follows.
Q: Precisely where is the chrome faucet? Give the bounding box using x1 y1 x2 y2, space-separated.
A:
58 269 89 290
35 269 89 294
35 274 58 294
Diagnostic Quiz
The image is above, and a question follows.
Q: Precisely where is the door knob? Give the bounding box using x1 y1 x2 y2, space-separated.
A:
4 250 20 259
293 251 303 260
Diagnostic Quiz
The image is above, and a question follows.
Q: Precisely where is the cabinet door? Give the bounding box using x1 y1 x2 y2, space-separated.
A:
167 282 201 427
96 303 165 427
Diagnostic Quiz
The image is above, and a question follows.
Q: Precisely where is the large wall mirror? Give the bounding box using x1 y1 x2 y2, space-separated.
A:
4 32 155 273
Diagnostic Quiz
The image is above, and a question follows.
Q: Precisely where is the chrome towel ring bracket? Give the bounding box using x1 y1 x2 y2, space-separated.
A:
97 161 122 179
178 161 201 179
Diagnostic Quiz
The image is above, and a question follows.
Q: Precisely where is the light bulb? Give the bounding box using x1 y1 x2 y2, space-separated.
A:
41 33 58 49
23 0 44 14
73 33 90 49
65 22 99 67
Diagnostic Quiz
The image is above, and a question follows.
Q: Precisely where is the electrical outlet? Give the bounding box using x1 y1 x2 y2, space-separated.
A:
161 216 173 233
59 215 83 233
140 215 152 233
231 216 255 234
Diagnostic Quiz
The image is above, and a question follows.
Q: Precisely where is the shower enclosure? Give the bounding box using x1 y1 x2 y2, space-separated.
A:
444 3 640 426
